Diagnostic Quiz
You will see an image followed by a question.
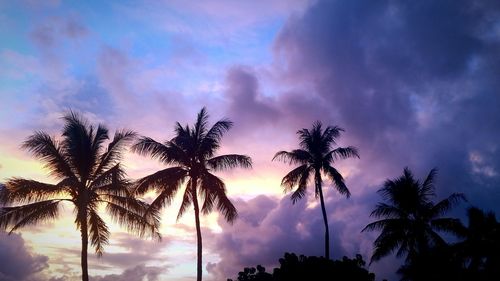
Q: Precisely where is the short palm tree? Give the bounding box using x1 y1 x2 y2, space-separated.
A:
272 121 359 260
0 112 160 281
132 107 252 281
455 207 500 276
362 167 465 263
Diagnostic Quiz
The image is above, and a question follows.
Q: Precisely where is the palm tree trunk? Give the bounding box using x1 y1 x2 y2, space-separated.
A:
81 210 89 281
191 181 203 281
316 170 330 260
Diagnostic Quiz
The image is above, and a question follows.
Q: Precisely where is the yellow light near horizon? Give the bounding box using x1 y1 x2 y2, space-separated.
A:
0 153 49 182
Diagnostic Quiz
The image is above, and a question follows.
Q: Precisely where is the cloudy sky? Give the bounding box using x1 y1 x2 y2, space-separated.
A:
1 0 499 280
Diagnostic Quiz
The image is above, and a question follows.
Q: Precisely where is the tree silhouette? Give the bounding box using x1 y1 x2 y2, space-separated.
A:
396 243 463 281
228 253 375 281
362 168 465 264
454 207 500 280
273 121 358 259
132 107 252 281
0 111 160 281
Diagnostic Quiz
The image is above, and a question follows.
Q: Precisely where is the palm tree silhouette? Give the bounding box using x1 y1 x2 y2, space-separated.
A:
132 107 252 281
362 167 465 264
272 121 359 259
455 207 500 279
0 111 160 281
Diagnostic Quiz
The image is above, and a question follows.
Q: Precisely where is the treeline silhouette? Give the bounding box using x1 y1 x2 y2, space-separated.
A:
0 108 498 281
227 253 375 281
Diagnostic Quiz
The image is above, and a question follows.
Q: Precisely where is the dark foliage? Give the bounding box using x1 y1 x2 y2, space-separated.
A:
228 253 375 281
395 206 500 281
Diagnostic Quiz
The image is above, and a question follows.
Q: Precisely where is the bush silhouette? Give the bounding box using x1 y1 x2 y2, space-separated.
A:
228 253 375 281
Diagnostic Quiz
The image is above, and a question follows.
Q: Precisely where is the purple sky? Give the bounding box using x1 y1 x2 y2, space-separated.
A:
1 0 500 280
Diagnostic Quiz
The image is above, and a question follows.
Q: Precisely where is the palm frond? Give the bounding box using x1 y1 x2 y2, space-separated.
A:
90 163 126 191
431 218 465 237
22 131 76 180
426 229 447 248
2 178 67 204
279 164 310 193
61 110 95 181
323 165 351 197
370 203 405 219
320 125 343 146
200 119 233 158
0 200 61 233
430 193 466 217
297 127 312 151
87 210 109 256
420 168 437 198
290 166 311 204
105 201 161 240
207 154 252 172
89 124 109 173
199 173 237 223
272 149 310 165
362 219 396 232
370 232 404 263
199 173 225 215
133 167 187 196
92 130 136 179
131 137 170 162
177 182 193 221
194 107 210 140
215 191 238 223
325 146 359 162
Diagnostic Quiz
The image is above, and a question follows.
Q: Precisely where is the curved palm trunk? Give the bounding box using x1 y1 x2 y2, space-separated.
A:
316 170 330 260
191 181 203 281
81 211 89 281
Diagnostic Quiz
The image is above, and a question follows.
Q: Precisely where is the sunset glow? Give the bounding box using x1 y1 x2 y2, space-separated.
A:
1 1 500 281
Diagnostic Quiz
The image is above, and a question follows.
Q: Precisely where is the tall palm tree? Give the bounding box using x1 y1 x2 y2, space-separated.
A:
362 167 465 264
0 112 160 281
272 121 359 260
132 107 252 281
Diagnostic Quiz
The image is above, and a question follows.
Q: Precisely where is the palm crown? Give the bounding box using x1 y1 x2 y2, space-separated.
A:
0 112 160 281
362 168 465 263
132 107 252 281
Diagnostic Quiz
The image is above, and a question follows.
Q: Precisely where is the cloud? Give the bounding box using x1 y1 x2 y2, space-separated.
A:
0 232 49 281
205 193 377 280
272 0 500 209
116 0 313 46
91 265 165 281
30 16 87 48
224 66 281 129
48 231 171 274
204 1 500 279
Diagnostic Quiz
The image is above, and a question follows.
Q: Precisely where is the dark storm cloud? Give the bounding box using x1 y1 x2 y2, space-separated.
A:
273 0 500 204
0 232 49 281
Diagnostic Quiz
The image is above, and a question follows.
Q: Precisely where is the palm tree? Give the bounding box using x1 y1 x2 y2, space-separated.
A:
272 121 359 260
0 112 160 281
455 207 500 279
132 107 252 281
362 167 465 264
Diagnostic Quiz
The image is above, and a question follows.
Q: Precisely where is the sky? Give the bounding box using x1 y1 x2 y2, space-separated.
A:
0 0 500 280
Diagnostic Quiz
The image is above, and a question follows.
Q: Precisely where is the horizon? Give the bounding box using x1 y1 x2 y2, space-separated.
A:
1 1 500 281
